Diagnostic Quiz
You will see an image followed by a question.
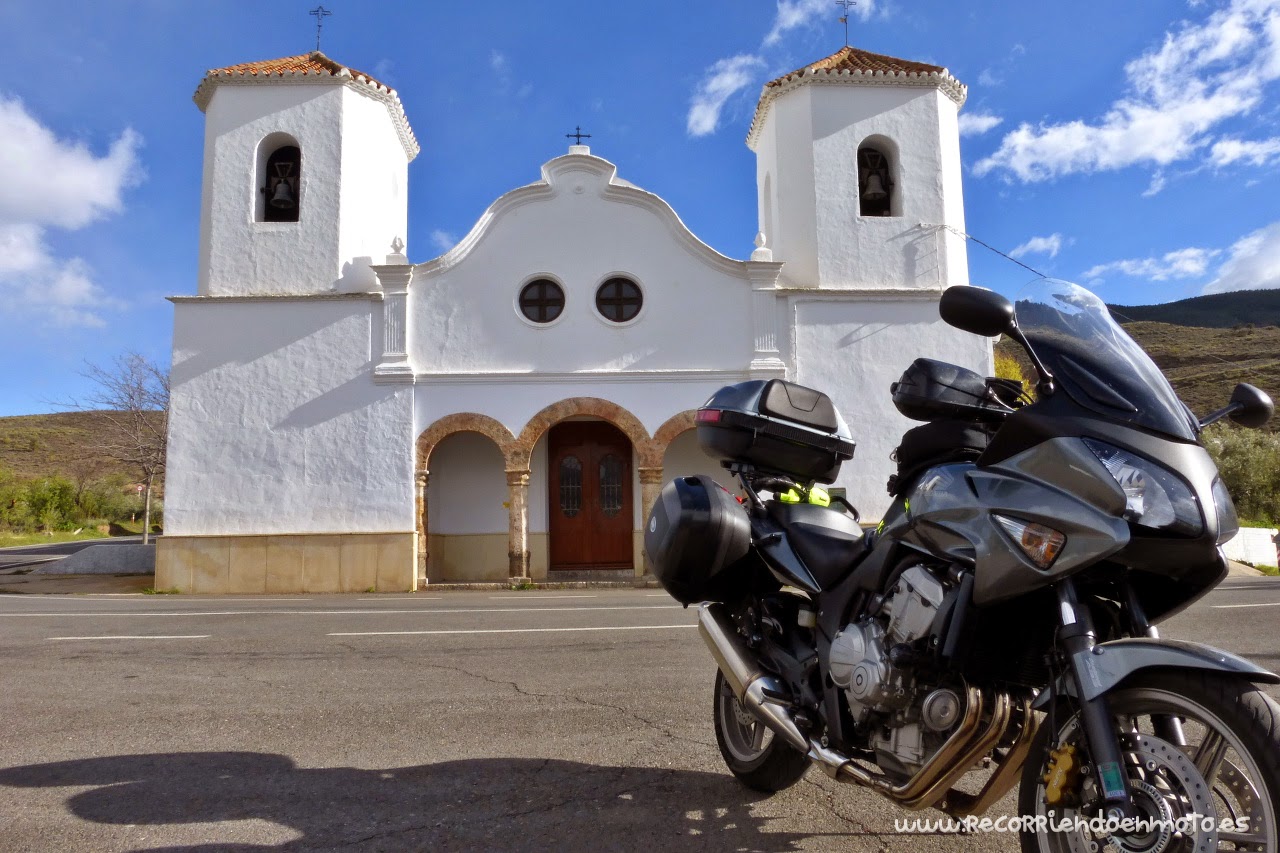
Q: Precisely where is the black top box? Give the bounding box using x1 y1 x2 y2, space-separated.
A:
695 379 856 484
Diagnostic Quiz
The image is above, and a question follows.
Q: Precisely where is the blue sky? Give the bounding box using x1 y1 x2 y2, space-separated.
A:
1 1 1279 416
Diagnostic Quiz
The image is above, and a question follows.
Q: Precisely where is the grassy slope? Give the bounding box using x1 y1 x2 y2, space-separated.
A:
0 411 163 483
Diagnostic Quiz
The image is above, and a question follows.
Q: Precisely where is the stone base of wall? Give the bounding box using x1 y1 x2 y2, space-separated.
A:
431 533 508 583
157 533 416 594
431 531 644 582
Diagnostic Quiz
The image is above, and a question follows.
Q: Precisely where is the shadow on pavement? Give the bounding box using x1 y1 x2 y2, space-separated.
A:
0 751 815 851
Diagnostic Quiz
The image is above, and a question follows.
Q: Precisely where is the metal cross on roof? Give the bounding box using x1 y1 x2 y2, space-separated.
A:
309 5 333 52
566 126 592 145
836 0 857 46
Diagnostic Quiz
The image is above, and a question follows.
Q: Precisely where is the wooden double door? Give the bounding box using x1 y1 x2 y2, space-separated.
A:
548 422 633 570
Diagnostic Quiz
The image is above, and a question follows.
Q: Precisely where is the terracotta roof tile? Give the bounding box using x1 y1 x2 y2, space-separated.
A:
747 44 966 150
204 51 386 88
766 45 945 88
193 51 418 161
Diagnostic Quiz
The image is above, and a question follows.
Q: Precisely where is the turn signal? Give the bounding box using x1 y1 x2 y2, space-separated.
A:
993 515 1066 569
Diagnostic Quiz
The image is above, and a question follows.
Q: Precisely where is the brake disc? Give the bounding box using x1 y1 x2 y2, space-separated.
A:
1054 732 1216 853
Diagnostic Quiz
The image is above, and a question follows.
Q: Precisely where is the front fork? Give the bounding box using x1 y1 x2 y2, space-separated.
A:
1055 579 1137 820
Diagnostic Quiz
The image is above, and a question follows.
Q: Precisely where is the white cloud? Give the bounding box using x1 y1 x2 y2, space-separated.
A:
489 51 508 75
687 55 765 137
0 96 140 327
1084 247 1220 282
1142 171 1168 197
764 0 875 47
429 229 456 253
0 95 141 229
958 112 1003 137
372 59 396 85
1203 221 1280 293
1212 136 1280 166
1010 233 1063 259
975 0 1280 182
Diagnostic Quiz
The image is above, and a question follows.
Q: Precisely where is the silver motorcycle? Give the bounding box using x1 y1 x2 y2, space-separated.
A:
646 279 1280 852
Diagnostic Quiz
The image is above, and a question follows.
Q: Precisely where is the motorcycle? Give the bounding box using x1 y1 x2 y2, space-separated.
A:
645 279 1280 852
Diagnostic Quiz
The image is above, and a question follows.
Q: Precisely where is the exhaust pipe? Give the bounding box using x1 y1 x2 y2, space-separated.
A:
698 603 810 753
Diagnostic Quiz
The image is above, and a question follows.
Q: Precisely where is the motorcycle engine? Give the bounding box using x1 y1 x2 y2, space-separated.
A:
828 564 960 777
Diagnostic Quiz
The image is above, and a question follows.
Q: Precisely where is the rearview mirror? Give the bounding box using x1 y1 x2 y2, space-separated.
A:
1228 383 1274 428
939 286 1015 338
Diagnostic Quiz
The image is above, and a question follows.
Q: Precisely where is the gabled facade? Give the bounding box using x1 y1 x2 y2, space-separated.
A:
157 46 990 593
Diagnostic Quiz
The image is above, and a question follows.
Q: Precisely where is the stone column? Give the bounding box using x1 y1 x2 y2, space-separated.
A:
746 242 786 377
637 466 665 579
372 239 416 384
415 471 429 586
506 468 531 582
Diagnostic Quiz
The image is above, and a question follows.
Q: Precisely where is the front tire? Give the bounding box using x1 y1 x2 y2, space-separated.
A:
712 669 810 793
1019 671 1280 853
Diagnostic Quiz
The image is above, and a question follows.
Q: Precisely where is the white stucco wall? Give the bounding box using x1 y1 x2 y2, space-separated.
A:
661 430 736 492
791 296 992 518
756 84 967 290
426 432 507 535
166 297 415 535
407 153 758 377
1222 527 1279 567
199 83 408 297
336 88 409 292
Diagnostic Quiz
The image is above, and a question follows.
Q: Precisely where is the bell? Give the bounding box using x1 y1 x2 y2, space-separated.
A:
270 179 296 209
862 173 888 201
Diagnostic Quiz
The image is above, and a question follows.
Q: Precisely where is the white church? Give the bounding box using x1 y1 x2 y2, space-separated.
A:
155 47 990 593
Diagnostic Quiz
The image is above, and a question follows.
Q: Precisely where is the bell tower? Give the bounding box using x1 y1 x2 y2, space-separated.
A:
748 46 969 291
193 52 419 296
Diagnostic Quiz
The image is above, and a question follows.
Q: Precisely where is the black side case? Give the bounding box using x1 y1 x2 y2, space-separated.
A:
892 359 1007 423
645 475 751 605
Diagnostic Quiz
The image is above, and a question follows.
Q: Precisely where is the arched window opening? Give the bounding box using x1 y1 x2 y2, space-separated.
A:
857 147 893 218
262 145 301 223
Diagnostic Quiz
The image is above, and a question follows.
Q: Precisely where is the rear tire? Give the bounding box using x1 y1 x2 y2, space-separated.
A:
712 669 810 793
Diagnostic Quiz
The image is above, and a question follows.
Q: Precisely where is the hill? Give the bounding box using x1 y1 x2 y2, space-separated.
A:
1109 289 1280 328
0 410 164 485
1123 322 1280 422
997 316 1280 430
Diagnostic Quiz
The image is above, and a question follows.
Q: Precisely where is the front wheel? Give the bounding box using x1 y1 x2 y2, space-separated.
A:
1019 670 1280 853
712 669 810 793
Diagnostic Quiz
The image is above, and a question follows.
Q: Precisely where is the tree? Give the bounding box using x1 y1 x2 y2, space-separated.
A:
74 353 169 544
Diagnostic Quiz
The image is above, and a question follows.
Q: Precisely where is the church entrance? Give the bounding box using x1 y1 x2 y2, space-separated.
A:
548 422 633 570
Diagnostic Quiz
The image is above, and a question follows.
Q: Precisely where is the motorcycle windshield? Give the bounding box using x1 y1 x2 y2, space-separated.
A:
1014 280 1198 441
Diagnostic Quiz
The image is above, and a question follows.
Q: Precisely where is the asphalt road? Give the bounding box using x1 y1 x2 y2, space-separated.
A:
0 580 1277 852
0 536 148 572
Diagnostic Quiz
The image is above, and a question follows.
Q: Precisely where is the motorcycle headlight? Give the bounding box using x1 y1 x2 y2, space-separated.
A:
1212 476 1239 545
1083 440 1203 537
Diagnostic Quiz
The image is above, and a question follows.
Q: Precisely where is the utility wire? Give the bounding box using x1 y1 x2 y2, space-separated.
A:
934 224 1047 279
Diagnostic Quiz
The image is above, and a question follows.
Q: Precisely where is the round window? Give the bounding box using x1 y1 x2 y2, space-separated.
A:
518 279 565 324
595 277 642 323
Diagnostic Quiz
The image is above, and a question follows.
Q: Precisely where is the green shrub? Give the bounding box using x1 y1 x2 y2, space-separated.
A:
1202 423 1280 525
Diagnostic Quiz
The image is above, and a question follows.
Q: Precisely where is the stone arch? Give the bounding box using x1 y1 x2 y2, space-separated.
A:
512 397 651 470
648 410 699 465
417 412 517 471
415 413 519 585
